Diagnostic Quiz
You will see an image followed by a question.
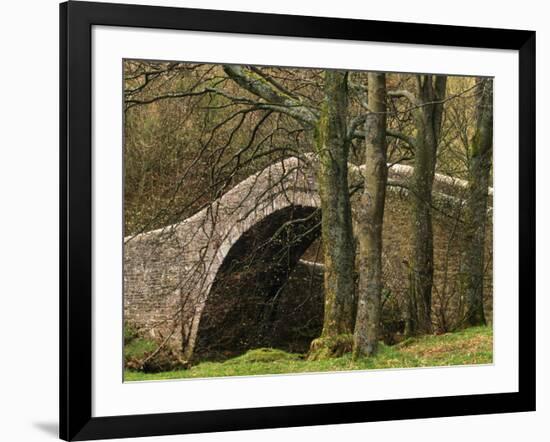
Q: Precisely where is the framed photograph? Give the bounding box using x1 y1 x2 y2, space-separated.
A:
60 1 536 440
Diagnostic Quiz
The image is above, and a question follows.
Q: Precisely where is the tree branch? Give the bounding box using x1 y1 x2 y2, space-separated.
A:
223 65 318 127
388 89 418 105
386 129 417 149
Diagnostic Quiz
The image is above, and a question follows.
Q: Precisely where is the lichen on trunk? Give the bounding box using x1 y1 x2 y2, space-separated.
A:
308 70 356 360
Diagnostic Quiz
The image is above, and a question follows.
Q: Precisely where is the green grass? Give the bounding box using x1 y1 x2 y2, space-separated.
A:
125 337 157 362
124 325 492 382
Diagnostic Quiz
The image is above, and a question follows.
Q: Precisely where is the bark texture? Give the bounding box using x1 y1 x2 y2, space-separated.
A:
463 78 493 326
353 73 387 358
407 75 447 335
309 70 356 359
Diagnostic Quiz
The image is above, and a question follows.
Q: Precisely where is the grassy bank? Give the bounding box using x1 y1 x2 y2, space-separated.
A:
125 325 492 382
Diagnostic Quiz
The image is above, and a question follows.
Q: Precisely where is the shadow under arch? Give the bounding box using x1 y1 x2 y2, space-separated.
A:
194 204 324 361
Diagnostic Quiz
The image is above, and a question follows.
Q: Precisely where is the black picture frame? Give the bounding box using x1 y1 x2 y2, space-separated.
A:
60 1 536 440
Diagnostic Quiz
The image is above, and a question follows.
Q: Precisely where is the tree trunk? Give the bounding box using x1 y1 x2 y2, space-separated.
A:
408 75 447 335
309 70 356 359
463 78 493 326
353 73 387 358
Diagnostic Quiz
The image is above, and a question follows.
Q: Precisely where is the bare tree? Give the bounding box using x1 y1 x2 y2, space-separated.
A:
198 65 356 357
308 70 356 359
353 73 387 357
462 78 493 326
390 75 447 335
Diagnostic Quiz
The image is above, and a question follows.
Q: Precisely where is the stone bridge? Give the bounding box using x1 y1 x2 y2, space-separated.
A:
124 155 487 361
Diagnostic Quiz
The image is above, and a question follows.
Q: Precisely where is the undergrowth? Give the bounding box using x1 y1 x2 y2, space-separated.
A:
125 326 492 381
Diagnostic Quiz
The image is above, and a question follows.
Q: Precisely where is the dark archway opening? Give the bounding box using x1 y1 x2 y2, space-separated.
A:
194 205 325 361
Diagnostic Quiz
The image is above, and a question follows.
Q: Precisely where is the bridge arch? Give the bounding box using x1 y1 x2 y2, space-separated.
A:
124 156 322 360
